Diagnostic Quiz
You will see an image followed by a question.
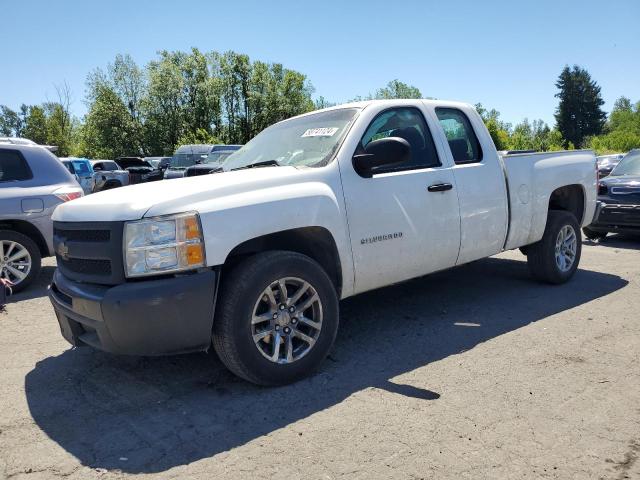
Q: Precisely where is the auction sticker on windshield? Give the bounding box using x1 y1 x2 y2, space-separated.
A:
301 127 339 137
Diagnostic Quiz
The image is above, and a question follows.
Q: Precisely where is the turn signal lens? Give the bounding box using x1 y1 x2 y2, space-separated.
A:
184 244 204 265
183 216 201 240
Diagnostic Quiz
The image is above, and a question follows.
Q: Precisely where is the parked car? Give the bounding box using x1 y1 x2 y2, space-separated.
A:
0 144 83 292
584 149 640 240
144 156 172 169
115 157 164 184
184 146 243 177
49 99 597 385
60 160 79 181
165 145 243 179
596 153 624 178
58 158 94 195
90 160 130 192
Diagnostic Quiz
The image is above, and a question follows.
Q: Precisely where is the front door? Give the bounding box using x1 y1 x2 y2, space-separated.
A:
339 106 461 294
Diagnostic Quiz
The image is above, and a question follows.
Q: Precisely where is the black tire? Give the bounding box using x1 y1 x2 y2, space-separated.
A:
582 227 608 241
213 251 339 386
0 230 42 293
527 211 581 284
99 181 121 191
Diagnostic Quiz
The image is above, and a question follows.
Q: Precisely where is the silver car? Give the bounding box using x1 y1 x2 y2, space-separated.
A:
0 144 83 292
90 160 129 192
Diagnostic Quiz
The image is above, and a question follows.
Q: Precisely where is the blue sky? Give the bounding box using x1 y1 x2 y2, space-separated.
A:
1 0 638 127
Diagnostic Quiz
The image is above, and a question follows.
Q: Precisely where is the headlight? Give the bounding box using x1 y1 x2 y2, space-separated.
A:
124 212 205 277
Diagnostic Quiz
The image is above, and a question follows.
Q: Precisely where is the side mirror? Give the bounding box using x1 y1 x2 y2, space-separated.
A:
352 137 410 178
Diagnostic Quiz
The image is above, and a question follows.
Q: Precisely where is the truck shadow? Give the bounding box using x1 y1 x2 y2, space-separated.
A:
25 256 627 474
584 233 640 251
8 265 55 302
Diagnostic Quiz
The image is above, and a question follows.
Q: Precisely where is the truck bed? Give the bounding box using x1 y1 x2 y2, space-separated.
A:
500 150 597 250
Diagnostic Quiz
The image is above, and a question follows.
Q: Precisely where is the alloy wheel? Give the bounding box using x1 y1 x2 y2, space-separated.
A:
0 240 32 286
555 225 577 272
251 277 323 364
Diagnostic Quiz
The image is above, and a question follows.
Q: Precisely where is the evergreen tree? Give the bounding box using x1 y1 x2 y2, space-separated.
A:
554 65 606 148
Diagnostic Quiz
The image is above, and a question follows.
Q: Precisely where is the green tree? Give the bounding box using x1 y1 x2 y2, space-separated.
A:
79 84 141 158
144 51 186 154
554 65 606 148
0 106 19 136
314 96 336 110
375 79 422 99
176 128 220 147
475 103 511 150
587 96 640 153
22 106 48 144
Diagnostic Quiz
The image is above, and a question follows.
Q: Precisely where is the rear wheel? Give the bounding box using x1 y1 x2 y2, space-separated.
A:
583 227 608 241
0 230 42 293
101 180 122 191
527 211 581 284
213 251 339 386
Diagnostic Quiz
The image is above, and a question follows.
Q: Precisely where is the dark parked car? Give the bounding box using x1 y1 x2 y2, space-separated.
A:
144 156 172 169
115 157 164 184
184 147 242 177
584 149 640 240
596 153 624 178
165 144 242 179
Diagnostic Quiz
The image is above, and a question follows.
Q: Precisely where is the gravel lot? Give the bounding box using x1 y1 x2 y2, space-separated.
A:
1 235 639 480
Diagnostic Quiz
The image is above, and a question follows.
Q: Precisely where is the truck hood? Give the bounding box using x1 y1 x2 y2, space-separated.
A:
53 166 302 222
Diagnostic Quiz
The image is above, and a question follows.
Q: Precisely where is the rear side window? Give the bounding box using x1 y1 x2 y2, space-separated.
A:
435 108 483 164
100 162 118 171
359 107 441 173
62 161 75 174
0 150 33 182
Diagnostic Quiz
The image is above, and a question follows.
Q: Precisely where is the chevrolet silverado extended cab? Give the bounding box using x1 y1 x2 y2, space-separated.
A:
49 99 597 385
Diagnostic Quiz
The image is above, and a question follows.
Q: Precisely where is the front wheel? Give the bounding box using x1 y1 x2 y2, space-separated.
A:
527 211 581 284
213 251 339 386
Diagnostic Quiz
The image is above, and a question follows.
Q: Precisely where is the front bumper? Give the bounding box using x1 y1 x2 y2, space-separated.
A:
589 201 640 233
49 269 217 355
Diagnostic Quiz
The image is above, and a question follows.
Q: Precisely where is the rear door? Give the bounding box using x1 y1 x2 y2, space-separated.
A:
340 105 461 294
431 106 508 265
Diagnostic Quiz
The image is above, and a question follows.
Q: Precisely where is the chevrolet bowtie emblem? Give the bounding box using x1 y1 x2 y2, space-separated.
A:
57 242 69 261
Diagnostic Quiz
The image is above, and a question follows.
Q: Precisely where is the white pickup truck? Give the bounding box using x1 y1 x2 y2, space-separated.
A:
49 99 597 385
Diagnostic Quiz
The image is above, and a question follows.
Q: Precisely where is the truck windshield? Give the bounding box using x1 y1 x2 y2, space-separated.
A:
170 154 206 168
204 151 235 166
610 150 640 176
219 108 359 171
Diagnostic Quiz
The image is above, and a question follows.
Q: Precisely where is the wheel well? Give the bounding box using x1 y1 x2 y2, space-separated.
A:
548 185 585 223
0 220 49 256
225 227 343 295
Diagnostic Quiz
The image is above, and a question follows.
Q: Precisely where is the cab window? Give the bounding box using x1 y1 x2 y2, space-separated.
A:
358 107 440 173
435 108 483 164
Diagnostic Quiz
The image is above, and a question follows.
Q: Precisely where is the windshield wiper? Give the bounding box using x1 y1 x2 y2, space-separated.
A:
230 160 280 171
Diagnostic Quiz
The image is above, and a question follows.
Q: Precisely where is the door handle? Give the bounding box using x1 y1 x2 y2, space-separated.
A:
427 183 453 192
